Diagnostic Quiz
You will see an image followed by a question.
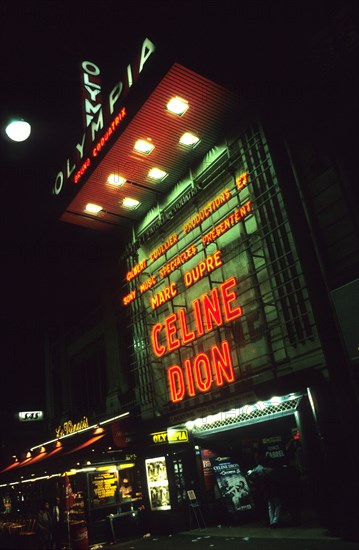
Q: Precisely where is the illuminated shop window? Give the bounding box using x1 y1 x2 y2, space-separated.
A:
107 174 126 186
85 203 102 214
88 463 142 510
148 168 168 181
179 132 200 148
122 197 140 210
166 96 189 116
134 139 154 154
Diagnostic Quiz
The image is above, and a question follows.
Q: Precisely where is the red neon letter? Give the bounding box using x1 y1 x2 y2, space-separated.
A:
178 309 195 345
165 313 180 352
151 323 166 357
184 358 195 396
193 299 204 337
202 288 223 331
194 352 212 393
168 365 185 403
211 341 235 386
220 277 242 322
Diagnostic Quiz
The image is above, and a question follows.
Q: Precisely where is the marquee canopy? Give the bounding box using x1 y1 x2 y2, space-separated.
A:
59 63 240 233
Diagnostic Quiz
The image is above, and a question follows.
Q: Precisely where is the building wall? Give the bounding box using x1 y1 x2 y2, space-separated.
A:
122 118 327 423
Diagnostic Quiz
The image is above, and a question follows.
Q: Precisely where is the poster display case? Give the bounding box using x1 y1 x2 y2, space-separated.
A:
145 457 171 511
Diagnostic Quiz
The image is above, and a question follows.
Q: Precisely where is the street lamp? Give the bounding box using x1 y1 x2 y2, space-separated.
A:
5 118 31 142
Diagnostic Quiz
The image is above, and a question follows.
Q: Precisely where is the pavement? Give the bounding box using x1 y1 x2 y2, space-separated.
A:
93 520 359 550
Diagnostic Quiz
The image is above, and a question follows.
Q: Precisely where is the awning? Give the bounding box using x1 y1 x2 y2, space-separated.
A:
0 460 21 474
0 431 108 483
64 433 105 454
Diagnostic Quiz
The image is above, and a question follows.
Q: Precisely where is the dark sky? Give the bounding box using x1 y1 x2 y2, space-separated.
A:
0 0 346 412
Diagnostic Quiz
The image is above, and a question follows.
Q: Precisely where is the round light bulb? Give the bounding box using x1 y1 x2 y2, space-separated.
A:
5 119 31 142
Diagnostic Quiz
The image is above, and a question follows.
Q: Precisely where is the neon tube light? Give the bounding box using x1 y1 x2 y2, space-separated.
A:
30 412 130 451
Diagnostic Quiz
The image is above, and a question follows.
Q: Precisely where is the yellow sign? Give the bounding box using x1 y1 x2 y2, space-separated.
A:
150 428 189 445
55 416 89 438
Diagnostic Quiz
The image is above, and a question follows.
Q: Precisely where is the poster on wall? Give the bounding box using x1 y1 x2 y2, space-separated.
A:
89 470 119 508
210 456 253 514
145 456 171 511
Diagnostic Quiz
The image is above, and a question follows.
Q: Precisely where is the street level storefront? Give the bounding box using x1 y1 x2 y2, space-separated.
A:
0 414 145 547
134 389 324 534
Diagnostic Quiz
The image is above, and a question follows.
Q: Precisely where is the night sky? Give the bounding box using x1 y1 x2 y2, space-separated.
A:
0 0 347 413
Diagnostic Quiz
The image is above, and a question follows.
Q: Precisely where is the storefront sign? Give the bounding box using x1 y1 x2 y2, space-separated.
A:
150 428 189 444
55 416 89 438
18 411 44 422
52 37 156 196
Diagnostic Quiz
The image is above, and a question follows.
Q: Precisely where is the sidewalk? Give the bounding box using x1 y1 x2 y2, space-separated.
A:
95 518 359 550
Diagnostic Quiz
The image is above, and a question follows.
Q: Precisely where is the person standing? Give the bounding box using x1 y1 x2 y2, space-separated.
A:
52 496 63 549
38 500 53 550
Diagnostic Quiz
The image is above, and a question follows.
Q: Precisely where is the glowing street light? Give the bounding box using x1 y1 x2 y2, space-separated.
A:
5 119 31 142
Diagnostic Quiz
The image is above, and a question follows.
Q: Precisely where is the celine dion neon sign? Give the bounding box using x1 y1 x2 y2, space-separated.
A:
151 277 242 357
168 340 234 402
151 277 242 402
124 172 252 403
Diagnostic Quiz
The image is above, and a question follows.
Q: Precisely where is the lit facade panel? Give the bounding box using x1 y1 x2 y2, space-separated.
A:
122 121 325 419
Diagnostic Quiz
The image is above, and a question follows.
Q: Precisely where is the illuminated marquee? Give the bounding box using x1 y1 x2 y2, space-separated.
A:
126 259 147 282
202 200 252 246
123 289 136 306
236 171 249 190
184 249 223 288
150 282 177 310
150 233 179 262
183 189 231 234
168 340 234 402
159 245 197 279
126 176 254 403
140 275 157 294
151 277 242 356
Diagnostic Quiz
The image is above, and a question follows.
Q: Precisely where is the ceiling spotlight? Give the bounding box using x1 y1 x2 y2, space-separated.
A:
85 203 102 214
5 119 31 142
122 197 140 210
134 139 154 154
107 174 126 186
179 132 200 147
166 96 189 116
148 167 168 181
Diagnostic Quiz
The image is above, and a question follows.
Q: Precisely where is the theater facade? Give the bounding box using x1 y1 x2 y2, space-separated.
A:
1 31 358 544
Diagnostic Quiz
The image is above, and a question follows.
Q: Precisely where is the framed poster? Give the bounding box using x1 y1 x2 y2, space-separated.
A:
145 456 171 511
89 470 119 508
210 456 253 513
